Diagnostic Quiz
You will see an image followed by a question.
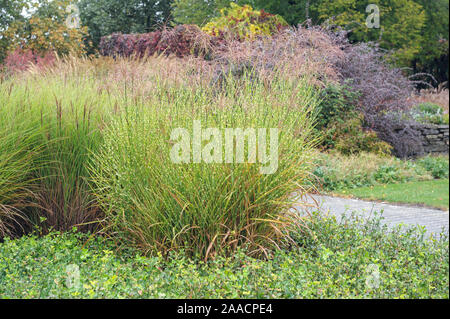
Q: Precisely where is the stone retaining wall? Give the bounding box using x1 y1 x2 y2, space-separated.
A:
413 124 449 154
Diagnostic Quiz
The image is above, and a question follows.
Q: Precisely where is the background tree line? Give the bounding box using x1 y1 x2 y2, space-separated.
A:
0 0 448 85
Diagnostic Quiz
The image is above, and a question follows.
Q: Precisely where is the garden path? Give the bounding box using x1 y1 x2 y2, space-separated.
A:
297 195 449 238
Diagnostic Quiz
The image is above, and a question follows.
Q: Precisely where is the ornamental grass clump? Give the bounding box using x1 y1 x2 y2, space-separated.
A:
90 73 320 260
0 72 110 236
0 112 44 237
1 56 320 259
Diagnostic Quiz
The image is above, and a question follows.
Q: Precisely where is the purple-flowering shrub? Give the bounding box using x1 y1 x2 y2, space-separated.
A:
335 42 422 157
2 49 56 74
99 25 215 59
98 24 423 157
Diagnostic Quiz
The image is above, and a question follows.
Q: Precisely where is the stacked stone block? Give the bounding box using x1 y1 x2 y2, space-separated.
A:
413 124 449 154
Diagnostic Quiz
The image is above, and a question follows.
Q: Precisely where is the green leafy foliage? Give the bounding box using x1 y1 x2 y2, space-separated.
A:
411 102 449 125
172 0 317 27
416 155 450 179
315 82 359 131
411 0 449 86
202 3 288 40
313 152 449 191
172 0 238 25
252 0 317 25
315 82 392 156
0 213 448 298
316 0 426 67
330 116 393 156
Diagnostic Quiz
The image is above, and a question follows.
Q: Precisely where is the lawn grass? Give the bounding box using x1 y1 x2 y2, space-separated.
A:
340 179 449 210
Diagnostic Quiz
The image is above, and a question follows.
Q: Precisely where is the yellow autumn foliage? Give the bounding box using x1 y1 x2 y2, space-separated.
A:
4 0 87 56
202 3 288 41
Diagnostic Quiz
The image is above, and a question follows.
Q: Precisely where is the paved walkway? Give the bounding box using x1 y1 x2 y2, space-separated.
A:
296 195 449 237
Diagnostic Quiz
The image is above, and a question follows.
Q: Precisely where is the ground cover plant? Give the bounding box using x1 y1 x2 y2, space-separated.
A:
313 152 449 192
0 213 448 299
411 102 449 125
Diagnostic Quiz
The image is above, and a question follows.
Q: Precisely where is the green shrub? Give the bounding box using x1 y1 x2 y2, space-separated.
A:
315 82 391 156
202 3 288 40
90 76 319 259
315 82 359 131
0 213 448 298
416 155 449 179
329 115 393 156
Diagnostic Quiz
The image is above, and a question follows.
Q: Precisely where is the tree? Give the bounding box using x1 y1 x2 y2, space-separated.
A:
0 0 27 28
0 0 29 61
411 0 449 85
172 0 219 25
172 0 321 26
171 0 251 25
78 0 173 52
4 0 88 56
251 0 321 26
202 2 288 40
316 0 426 66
